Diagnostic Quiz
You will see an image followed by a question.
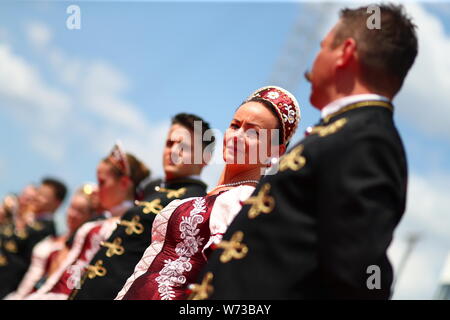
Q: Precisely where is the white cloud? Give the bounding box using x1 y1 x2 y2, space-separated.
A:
388 239 446 300
388 172 450 299
79 61 148 132
0 43 71 159
395 3 450 138
0 20 222 190
30 134 65 162
0 27 9 42
25 22 52 50
0 44 70 116
48 47 83 87
0 21 168 173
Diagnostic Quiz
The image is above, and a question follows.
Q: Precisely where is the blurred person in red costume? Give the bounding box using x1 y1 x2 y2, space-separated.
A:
4 184 98 300
26 143 149 299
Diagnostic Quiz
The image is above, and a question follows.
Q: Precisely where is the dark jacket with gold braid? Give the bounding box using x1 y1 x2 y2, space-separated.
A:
193 101 407 300
71 177 207 300
0 218 55 298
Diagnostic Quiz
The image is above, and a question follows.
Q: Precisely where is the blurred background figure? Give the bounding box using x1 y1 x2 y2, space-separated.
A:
0 194 19 268
26 144 149 299
15 185 38 231
0 178 67 299
4 183 98 300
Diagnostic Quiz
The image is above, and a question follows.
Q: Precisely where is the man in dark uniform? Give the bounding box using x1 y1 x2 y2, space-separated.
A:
71 113 215 299
0 178 67 298
191 4 418 300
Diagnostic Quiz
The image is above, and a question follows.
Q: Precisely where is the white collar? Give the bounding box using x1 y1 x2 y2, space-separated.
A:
104 200 133 218
321 94 390 119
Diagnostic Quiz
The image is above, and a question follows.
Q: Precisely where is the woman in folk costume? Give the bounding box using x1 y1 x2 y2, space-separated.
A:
116 86 301 300
26 143 150 299
4 184 98 300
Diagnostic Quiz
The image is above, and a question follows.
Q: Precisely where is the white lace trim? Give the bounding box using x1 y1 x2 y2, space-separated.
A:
202 185 255 259
24 218 118 300
67 218 118 289
155 197 206 300
26 220 104 299
115 198 191 300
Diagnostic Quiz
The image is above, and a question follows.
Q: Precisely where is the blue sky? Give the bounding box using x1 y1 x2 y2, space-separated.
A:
0 1 449 299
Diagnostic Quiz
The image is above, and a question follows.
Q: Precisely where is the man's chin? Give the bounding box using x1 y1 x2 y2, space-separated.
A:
164 167 186 180
310 92 322 110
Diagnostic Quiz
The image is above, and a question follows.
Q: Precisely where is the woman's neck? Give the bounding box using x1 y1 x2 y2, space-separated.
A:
219 165 261 185
208 165 261 195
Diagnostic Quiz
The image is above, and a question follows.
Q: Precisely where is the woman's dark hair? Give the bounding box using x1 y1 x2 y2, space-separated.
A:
103 153 150 200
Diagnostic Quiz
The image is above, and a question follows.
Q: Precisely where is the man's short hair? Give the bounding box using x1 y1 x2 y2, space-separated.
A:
333 3 418 96
171 113 215 152
42 177 67 202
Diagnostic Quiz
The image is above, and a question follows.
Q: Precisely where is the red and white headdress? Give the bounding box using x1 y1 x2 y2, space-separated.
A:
246 86 301 144
107 141 130 177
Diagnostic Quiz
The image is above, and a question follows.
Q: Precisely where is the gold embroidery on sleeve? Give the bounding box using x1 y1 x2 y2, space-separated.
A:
308 118 348 137
187 272 214 300
279 145 306 172
118 216 144 235
101 237 125 257
29 221 44 231
86 260 107 279
155 187 187 199
215 231 248 263
243 184 275 219
4 240 18 253
15 229 28 239
3 226 14 237
135 199 163 214
0 254 7 267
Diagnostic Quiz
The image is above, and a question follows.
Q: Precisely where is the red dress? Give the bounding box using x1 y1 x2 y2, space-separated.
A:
122 195 218 300
116 186 255 300
25 201 133 300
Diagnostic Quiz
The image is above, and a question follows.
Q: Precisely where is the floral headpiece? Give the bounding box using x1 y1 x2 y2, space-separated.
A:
246 86 301 144
107 141 130 177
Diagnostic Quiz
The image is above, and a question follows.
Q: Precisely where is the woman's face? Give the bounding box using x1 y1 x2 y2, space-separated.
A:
66 194 91 235
223 101 283 169
96 161 129 210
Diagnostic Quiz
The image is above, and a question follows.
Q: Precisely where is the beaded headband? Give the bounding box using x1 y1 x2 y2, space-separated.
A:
107 141 130 177
246 86 301 144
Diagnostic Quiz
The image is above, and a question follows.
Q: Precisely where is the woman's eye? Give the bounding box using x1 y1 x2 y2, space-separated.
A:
230 123 239 129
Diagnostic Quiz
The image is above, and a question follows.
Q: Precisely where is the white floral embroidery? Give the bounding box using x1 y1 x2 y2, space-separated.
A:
267 91 280 99
282 104 296 124
155 198 206 300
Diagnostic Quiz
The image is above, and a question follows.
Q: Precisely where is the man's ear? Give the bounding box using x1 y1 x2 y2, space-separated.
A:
337 38 357 68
